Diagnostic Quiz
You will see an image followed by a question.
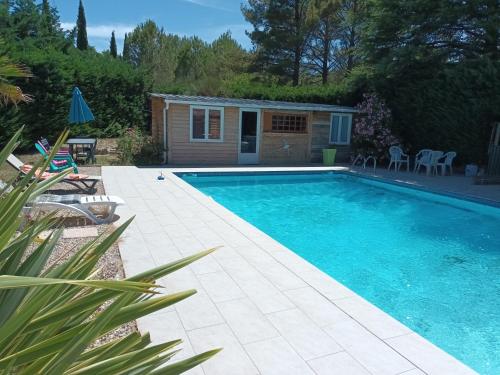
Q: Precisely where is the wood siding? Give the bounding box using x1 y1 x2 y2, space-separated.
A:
260 110 311 163
310 112 351 163
151 97 164 151
168 104 239 164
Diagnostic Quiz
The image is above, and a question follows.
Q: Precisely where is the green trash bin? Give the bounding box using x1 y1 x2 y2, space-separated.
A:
322 148 337 166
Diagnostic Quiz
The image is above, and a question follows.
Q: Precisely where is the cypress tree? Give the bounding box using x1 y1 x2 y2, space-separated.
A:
76 0 88 50
110 30 117 57
122 32 130 61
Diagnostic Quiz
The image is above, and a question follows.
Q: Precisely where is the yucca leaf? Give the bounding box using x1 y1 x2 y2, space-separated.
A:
102 290 197 334
0 126 23 167
3 290 197 367
75 332 147 367
0 229 61 325
0 285 65 356
128 248 218 282
45 217 133 281
150 349 222 375
67 340 182 375
30 248 215 332
27 290 191 331
0 129 220 374
0 322 81 368
0 275 159 293
42 293 135 375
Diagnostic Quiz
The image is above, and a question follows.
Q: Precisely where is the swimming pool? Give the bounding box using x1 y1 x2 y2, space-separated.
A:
181 172 500 375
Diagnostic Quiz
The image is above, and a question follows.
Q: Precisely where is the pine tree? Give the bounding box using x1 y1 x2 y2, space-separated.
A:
243 0 313 85
305 0 340 84
40 0 60 37
76 0 88 50
110 30 117 57
41 0 51 22
10 0 39 38
0 0 10 31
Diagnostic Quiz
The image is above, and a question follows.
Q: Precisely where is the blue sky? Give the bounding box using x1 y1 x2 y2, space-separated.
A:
52 0 252 52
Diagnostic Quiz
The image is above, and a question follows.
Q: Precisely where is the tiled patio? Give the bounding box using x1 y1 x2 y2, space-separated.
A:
103 166 484 375
349 166 500 204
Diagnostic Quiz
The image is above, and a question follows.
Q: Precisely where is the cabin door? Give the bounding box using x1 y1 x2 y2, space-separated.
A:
238 109 260 164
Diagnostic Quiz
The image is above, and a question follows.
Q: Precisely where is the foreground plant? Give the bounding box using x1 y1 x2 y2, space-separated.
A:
0 129 220 374
0 40 33 105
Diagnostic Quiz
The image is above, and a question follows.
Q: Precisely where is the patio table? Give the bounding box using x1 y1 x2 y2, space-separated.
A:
66 138 97 164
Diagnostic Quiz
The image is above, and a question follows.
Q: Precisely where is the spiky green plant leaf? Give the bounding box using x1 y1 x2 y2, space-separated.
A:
0 130 220 373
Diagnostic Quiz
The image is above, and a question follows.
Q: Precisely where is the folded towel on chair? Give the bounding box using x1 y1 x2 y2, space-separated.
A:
21 164 88 180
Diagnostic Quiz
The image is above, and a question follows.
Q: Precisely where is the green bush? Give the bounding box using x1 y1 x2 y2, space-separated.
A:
0 47 149 150
117 127 163 165
373 58 500 165
220 74 360 105
0 128 219 373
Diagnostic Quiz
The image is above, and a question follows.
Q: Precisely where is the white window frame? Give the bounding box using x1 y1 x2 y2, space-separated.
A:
189 105 224 142
329 113 352 145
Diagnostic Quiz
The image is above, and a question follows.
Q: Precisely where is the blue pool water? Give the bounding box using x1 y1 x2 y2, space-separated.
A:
181 172 500 374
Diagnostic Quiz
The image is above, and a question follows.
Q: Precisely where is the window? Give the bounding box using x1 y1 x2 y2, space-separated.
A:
190 106 224 142
329 113 352 145
270 114 307 133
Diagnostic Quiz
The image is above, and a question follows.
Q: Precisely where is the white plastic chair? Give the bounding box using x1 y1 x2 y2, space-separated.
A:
388 146 409 172
436 151 457 176
417 150 444 175
413 149 433 172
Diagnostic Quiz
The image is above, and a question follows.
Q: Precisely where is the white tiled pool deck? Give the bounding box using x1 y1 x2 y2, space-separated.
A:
102 166 485 375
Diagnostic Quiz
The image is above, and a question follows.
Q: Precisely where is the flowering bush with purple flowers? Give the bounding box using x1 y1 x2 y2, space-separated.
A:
352 93 399 160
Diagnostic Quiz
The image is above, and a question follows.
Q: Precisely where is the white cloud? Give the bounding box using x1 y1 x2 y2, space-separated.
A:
60 22 134 39
179 0 233 12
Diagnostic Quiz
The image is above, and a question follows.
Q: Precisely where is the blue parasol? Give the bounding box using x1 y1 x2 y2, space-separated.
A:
68 87 95 124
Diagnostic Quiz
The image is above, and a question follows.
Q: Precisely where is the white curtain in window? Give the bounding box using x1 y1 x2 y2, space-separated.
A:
330 114 351 144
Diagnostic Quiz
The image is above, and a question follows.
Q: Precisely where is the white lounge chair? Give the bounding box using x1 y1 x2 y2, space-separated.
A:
388 146 409 172
413 149 433 172
7 154 101 193
416 150 444 175
25 194 124 224
436 151 457 176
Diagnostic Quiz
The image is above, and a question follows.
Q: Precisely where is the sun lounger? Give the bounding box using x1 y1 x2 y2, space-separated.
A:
35 142 78 173
39 137 70 155
7 154 101 194
25 194 124 225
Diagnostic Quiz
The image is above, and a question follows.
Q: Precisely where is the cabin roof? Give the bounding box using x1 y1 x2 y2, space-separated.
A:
150 93 357 113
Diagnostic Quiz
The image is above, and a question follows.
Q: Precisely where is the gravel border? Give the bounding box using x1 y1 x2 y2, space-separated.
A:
43 165 138 343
